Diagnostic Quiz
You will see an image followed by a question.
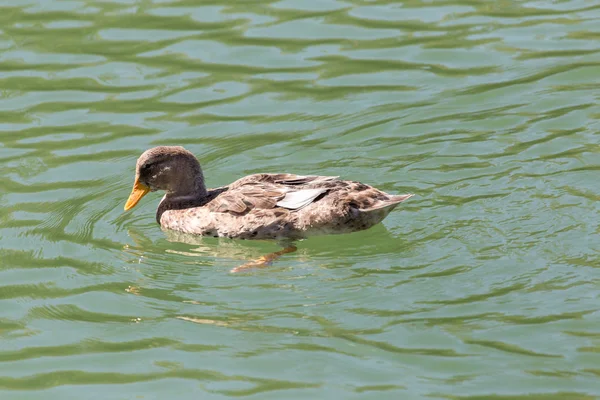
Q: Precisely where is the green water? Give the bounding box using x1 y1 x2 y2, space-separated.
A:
1 0 599 398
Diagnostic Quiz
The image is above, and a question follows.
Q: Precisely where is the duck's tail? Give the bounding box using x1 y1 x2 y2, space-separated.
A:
360 193 414 212
389 193 414 204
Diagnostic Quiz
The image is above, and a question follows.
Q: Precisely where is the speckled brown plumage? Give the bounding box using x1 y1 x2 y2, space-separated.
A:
124 146 414 240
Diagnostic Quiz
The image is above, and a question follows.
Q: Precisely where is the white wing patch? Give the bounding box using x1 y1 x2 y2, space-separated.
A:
276 188 328 210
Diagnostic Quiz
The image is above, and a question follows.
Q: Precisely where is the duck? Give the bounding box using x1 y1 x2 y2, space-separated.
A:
124 146 413 271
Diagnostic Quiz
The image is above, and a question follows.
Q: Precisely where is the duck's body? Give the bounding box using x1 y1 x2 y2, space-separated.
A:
157 172 412 240
125 146 413 241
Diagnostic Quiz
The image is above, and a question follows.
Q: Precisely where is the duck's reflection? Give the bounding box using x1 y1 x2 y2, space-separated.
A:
163 228 299 273
124 227 302 273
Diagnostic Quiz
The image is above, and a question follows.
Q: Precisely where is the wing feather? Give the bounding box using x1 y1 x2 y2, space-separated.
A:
276 188 328 210
209 173 334 215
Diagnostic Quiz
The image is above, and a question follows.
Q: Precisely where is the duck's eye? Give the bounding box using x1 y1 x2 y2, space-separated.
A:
140 162 153 174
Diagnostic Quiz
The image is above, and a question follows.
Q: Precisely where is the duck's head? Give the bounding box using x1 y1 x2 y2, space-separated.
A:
124 146 206 211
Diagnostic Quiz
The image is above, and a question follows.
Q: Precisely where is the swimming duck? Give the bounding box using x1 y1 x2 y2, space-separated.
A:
124 146 413 270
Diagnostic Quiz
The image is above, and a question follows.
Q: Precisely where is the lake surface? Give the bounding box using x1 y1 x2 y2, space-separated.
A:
1 0 599 399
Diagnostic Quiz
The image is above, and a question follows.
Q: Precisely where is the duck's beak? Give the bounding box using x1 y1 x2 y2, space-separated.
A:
124 177 150 211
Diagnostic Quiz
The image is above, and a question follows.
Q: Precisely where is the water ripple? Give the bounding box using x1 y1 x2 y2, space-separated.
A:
0 0 599 398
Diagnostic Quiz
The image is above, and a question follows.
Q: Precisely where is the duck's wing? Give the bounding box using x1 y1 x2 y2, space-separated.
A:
209 174 335 215
275 188 328 210
209 184 284 214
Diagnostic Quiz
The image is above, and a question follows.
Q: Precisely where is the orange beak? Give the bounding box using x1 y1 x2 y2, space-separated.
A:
124 178 150 211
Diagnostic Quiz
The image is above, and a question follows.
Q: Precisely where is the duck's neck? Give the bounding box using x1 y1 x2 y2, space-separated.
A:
156 176 209 224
